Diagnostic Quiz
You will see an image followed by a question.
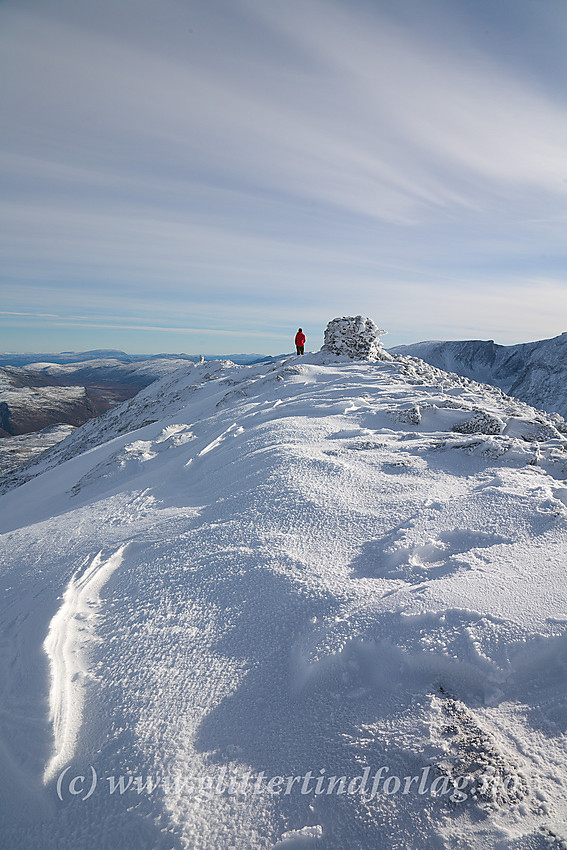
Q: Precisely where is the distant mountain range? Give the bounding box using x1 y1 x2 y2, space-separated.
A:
0 351 267 368
390 331 567 418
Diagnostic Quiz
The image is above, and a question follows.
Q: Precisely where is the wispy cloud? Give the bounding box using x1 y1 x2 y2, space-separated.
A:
1 0 566 352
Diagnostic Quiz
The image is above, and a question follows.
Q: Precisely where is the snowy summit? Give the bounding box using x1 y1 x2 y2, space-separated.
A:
1 317 566 849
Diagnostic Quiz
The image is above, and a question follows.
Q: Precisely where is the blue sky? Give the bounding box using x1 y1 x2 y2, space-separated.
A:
1 0 566 354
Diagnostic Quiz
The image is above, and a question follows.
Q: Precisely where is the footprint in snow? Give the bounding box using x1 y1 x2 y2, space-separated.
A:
350 529 511 583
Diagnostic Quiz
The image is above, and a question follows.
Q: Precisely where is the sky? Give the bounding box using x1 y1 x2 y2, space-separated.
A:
1 0 567 355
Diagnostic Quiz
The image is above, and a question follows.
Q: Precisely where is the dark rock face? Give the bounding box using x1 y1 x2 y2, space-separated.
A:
322 316 391 361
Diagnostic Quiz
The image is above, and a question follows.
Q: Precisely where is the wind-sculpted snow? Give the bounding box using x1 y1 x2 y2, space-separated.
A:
43 546 128 784
0 347 566 849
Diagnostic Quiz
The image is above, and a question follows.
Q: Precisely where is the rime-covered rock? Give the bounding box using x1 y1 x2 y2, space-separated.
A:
322 316 391 361
452 410 504 435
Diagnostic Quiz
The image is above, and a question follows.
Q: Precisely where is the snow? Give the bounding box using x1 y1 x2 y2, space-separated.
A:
0 378 94 435
24 357 194 383
0 424 76 477
43 546 128 785
1 322 566 849
390 334 567 419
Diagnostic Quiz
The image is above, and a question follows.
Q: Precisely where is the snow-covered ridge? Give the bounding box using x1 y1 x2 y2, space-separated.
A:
1 320 566 848
21 356 193 384
3 338 566 499
391 332 567 418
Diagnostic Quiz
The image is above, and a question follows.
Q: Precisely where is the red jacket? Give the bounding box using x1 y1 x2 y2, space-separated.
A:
295 331 306 346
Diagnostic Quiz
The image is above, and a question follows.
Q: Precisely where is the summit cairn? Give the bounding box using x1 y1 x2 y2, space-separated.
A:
322 316 391 361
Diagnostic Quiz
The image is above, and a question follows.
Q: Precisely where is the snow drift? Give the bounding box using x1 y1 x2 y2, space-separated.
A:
0 318 566 849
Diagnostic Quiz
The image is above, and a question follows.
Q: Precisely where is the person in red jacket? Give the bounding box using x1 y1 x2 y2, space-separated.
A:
295 328 306 355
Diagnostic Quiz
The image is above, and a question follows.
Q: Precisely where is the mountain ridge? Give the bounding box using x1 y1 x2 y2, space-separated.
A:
390 331 567 417
1 319 566 848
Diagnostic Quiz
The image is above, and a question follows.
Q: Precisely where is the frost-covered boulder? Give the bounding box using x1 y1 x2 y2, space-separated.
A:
452 410 504 435
322 316 391 361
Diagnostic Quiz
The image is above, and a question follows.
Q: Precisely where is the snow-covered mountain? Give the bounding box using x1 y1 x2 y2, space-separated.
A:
0 358 196 476
0 366 98 437
21 356 195 387
390 332 567 418
1 318 566 849
0 424 77 478
0 350 268 369
0 358 192 437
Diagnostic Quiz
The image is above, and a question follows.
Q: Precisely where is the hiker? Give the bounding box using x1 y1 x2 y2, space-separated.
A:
295 328 306 355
